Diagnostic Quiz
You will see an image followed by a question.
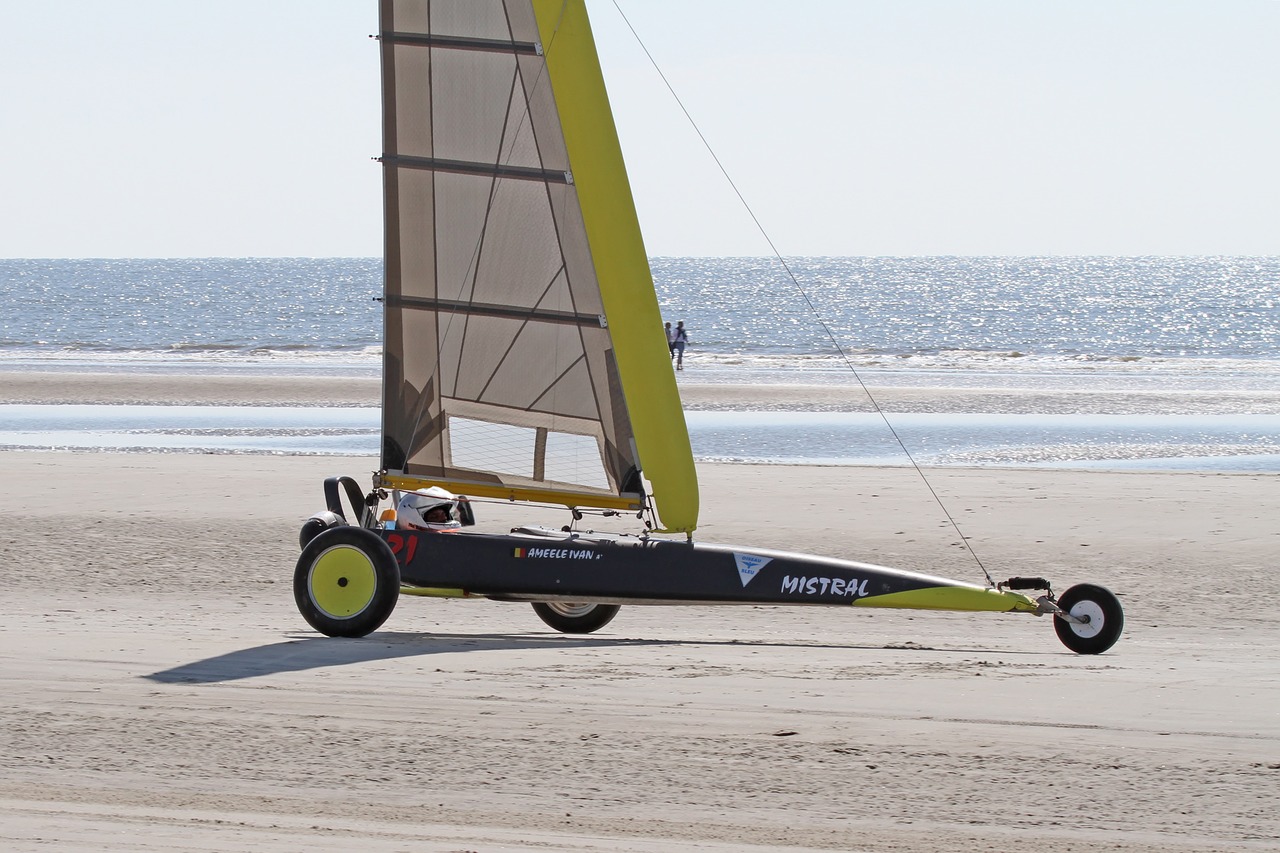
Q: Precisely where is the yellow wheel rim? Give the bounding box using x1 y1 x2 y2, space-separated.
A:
309 545 379 619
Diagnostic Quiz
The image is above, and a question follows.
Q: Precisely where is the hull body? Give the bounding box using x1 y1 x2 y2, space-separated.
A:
384 527 1038 614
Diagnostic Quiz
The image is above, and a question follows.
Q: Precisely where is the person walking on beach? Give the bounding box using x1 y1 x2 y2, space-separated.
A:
664 321 676 359
672 320 689 370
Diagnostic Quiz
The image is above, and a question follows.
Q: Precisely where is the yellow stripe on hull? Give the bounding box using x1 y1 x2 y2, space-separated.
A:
855 586 1039 613
400 586 471 599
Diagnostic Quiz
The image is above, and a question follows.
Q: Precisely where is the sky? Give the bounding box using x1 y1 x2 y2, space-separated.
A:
2 0 1279 258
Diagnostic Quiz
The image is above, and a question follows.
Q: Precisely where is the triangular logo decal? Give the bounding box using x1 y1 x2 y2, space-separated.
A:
733 553 772 587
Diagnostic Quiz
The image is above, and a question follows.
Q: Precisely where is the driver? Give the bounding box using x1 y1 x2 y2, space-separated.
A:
396 486 463 532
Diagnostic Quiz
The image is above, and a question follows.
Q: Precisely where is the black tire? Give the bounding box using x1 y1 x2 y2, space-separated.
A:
1053 583 1124 654
298 511 342 550
531 601 620 634
294 526 400 637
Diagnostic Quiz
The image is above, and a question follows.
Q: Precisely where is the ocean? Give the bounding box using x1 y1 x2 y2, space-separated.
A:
2 257 1278 468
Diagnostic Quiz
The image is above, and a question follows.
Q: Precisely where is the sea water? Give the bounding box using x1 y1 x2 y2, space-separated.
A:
5 256 1278 374
3 405 1279 472
2 257 1278 468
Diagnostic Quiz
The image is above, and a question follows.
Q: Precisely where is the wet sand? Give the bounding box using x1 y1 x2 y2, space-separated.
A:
4 369 1277 414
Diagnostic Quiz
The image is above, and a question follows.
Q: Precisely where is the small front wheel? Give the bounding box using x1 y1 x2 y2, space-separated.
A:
1053 583 1124 654
531 601 620 634
294 526 400 637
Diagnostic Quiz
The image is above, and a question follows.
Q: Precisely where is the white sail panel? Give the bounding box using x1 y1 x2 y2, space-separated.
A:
425 1 515 40
447 416 611 492
430 51 519 164
471 180 576 307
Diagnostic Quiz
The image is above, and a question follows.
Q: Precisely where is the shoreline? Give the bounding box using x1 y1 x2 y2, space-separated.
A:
4 370 1280 414
4 371 1279 471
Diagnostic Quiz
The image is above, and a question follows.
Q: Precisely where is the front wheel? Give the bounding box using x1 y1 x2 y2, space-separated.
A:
1053 583 1124 654
531 601 620 634
294 526 400 637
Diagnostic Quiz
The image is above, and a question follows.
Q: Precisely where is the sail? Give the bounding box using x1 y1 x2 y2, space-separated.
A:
377 0 698 533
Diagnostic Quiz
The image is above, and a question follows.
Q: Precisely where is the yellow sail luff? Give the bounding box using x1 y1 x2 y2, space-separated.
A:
531 0 699 534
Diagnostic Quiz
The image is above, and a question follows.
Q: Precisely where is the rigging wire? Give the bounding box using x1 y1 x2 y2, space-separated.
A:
609 1 997 587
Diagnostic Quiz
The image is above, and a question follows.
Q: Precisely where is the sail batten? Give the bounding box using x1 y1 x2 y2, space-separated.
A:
379 0 698 532
386 295 603 327
379 154 570 184
380 32 542 55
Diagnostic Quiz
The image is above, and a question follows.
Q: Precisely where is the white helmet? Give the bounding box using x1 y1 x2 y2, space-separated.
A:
396 486 462 531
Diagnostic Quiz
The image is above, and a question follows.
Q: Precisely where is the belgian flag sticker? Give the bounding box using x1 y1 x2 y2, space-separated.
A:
513 547 526 558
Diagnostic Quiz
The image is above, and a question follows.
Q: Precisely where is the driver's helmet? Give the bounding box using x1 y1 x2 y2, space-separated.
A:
396 486 462 531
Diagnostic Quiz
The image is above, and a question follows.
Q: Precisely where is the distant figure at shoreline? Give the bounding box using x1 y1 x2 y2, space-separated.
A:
664 321 676 359
673 320 689 370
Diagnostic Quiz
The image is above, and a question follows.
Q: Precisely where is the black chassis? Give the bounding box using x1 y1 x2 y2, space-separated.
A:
381 525 997 608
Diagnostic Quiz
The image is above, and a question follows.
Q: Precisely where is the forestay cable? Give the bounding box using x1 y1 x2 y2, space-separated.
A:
609 1 997 587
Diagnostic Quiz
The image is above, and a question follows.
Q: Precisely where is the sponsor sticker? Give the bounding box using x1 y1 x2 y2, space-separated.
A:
733 553 772 587
780 575 870 598
514 546 601 560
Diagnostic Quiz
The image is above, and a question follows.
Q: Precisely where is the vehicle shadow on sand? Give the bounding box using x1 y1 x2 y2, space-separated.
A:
143 631 660 684
144 631 1054 685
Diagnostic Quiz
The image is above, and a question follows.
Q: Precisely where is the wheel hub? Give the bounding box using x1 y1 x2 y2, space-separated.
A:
544 601 597 618
309 545 378 619
1063 599 1105 638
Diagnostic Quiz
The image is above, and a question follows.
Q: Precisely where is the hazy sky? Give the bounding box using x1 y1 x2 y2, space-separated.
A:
2 1 1278 258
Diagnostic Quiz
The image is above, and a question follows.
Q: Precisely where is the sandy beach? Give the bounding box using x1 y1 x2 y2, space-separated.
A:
2 377 1279 851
